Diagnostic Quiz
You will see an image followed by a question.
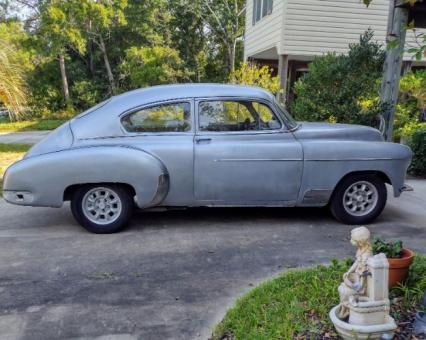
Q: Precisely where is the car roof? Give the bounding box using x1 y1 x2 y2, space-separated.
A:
109 83 275 109
71 84 276 139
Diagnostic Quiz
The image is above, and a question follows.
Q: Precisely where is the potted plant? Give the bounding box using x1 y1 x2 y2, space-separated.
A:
372 236 415 288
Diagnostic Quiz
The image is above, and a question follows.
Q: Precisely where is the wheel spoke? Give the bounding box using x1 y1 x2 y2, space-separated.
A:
343 180 379 217
82 187 122 225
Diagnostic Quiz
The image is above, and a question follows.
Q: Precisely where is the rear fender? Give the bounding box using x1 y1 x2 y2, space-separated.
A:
3 145 169 208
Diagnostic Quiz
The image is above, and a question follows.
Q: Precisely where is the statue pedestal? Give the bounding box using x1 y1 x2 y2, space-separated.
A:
330 247 397 339
330 305 397 340
348 297 391 325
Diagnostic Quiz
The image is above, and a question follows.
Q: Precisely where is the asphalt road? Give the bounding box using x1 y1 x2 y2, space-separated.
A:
0 180 425 340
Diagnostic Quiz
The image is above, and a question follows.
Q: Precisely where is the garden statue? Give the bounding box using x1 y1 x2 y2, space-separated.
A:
337 226 372 319
329 227 397 339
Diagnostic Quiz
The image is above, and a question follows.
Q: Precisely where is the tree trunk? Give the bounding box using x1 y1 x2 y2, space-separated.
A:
380 4 409 141
227 41 236 81
88 20 96 77
98 34 116 95
58 53 70 104
229 41 236 74
89 42 96 77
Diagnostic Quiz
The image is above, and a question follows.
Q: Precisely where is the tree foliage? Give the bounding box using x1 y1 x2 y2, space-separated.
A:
0 0 243 119
199 0 245 75
392 70 426 139
120 46 190 87
291 31 386 126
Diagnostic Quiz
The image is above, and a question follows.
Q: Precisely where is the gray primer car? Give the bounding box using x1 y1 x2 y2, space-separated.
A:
3 84 412 233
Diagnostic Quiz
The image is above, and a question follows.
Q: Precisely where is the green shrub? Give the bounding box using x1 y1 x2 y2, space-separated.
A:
405 124 426 177
394 70 426 140
291 30 385 127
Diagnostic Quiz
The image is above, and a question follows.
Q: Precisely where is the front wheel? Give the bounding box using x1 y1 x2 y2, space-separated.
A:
330 174 387 225
71 184 133 233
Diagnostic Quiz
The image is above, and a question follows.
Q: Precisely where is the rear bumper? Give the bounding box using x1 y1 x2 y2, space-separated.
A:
3 190 34 205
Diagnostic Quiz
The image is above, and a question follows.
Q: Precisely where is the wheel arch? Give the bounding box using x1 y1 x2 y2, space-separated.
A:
64 182 137 201
333 170 391 195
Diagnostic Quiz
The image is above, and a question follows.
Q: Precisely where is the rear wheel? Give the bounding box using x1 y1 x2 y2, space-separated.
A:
71 184 133 233
330 174 387 225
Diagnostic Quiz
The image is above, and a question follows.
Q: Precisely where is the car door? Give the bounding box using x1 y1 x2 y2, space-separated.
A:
194 98 303 205
118 99 195 206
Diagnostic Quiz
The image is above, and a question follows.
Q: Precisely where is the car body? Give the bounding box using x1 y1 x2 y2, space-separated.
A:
3 84 412 233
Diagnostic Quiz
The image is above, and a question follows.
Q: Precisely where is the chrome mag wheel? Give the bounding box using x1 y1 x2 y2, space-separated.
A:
82 187 123 225
343 180 378 217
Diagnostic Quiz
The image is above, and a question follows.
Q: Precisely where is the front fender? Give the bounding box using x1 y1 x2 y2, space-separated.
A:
3 145 169 208
297 141 412 206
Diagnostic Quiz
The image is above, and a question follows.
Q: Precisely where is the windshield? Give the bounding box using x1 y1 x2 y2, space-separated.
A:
273 99 298 130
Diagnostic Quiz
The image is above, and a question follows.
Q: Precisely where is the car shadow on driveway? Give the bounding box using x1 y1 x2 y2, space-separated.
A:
132 206 333 230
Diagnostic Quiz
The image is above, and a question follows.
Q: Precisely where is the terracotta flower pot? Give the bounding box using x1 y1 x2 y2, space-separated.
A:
388 248 415 288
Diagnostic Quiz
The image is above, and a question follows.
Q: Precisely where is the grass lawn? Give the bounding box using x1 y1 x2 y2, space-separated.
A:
212 255 426 340
0 144 31 195
0 118 66 132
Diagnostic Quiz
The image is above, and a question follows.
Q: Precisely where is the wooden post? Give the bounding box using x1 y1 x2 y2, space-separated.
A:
277 54 289 103
380 1 409 141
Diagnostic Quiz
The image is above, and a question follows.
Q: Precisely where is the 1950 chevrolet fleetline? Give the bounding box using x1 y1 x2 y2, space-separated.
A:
3 84 412 233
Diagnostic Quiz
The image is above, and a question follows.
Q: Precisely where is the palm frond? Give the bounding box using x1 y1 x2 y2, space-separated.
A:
0 39 28 120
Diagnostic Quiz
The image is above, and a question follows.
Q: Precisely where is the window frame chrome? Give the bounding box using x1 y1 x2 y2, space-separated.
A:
195 96 289 136
118 98 195 136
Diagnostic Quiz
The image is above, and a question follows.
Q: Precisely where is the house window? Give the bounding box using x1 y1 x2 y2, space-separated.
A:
253 0 273 25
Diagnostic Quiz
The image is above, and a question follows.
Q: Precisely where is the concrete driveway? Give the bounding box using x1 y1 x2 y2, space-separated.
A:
0 180 425 340
0 131 50 144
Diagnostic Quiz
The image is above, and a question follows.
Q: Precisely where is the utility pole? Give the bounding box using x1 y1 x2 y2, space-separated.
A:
380 1 409 141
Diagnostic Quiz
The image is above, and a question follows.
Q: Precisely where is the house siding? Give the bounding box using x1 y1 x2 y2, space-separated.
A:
245 0 424 60
244 0 285 58
282 0 389 55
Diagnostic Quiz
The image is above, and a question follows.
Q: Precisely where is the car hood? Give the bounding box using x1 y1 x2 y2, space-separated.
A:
292 122 384 142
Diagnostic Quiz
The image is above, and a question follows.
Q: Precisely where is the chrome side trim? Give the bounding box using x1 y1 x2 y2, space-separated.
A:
214 158 302 162
305 158 395 161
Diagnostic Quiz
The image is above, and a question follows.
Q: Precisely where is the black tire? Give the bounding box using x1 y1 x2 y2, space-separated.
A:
330 174 387 225
71 184 133 234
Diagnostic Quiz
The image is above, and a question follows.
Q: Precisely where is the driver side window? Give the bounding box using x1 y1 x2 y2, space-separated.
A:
198 100 281 132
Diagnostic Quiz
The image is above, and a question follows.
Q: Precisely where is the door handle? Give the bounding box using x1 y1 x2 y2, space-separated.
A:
195 137 212 144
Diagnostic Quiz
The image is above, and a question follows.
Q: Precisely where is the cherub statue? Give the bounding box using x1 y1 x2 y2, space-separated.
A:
337 226 373 319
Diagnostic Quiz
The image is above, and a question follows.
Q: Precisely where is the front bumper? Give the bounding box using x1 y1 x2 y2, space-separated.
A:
400 184 414 193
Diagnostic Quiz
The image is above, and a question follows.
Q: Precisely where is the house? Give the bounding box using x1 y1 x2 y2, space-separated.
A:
244 0 426 103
